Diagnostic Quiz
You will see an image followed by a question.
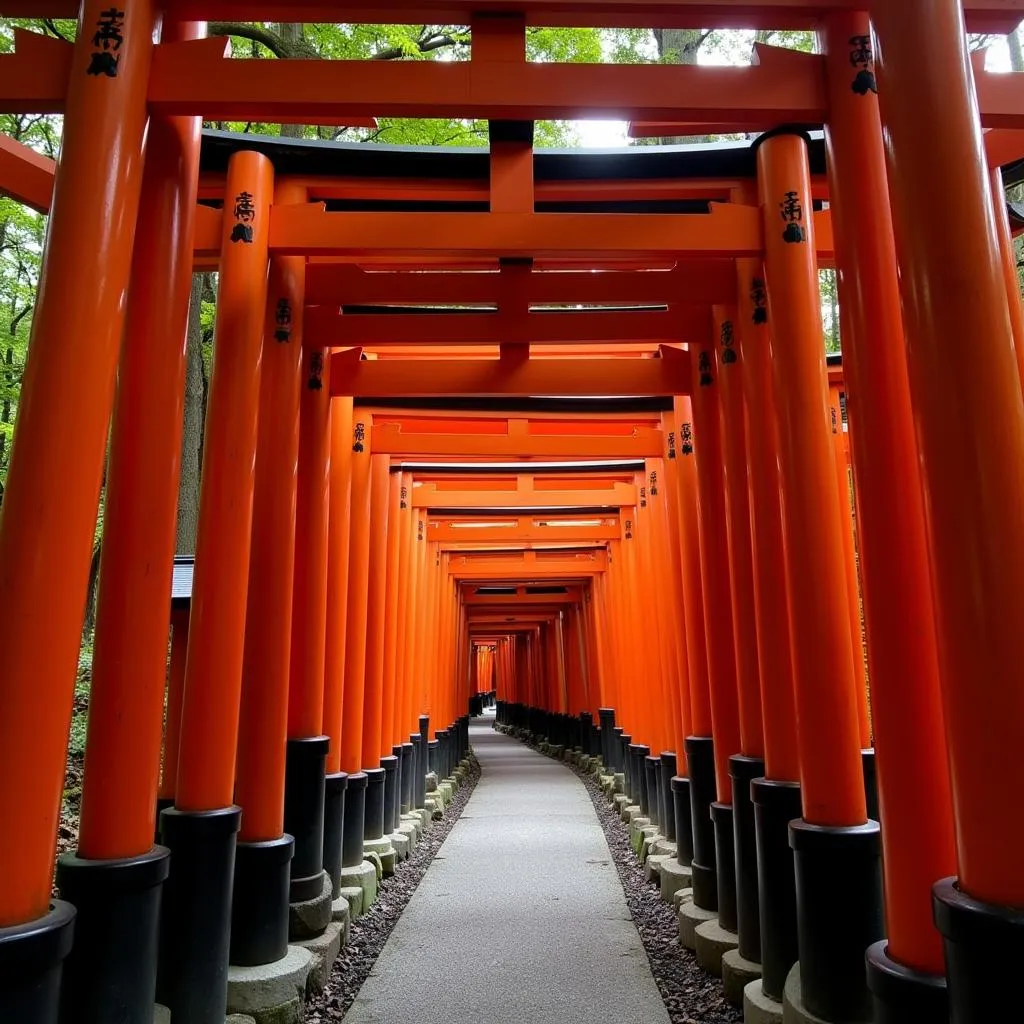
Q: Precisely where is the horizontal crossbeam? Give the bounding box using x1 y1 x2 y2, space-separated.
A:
1 0 1018 32
330 349 691 398
308 307 710 346
305 264 737 307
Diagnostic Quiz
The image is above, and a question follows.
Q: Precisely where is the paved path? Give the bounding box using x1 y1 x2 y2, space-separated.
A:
343 716 671 1024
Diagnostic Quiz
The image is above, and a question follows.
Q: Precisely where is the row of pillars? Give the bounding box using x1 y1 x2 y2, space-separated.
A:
0 6 476 1023
501 8 1024 1022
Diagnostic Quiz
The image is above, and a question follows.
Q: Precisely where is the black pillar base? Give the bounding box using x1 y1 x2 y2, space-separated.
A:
791 818 883 1022
0 901 75 1024
866 940 948 1024
341 772 367 869
322 772 348 898
671 776 693 866
619 733 632 794
155 797 174 845
410 733 425 811
400 743 415 813
417 716 430 809
56 846 168 1024
711 802 737 933
752 777 801 1000
644 756 661 827
580 713 594 758
599 708 615 768
156 806 241 1024
659 753 677 842
612 726 625 773
862 748 879 824
229 836 294 967
363 767 386 841
634 745 651 814
685 736 718 911
730 755 764 964
933 875 1024 1024
284 736 329 903
382 754 399 835
427 740 439 777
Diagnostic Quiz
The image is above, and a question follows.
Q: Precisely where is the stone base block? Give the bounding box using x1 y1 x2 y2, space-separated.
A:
331 895 352 940
401 813 423 839
226 1016 257 1024
425 771 438 792
613 794 630 813
364 836 396 876
397 822 418 851
227 946 313 1022
783 963 865 1024
154 1006 170 1024
621 802 639 823
645 853 668 884
388 831 410 861
439 781 454 802
696 918 739 976
640 829 664 861
294 920 344 995
679 897 717 950
337 886 362 919
745 979 784 1024
673 886 693 911
408 808 430 829
339 860 377 909
723 948 762 1007
652 839 677 858
289 872 333 939
660 858 693 903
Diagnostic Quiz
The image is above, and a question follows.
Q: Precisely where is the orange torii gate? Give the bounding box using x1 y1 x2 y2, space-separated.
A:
0 4 1020 1024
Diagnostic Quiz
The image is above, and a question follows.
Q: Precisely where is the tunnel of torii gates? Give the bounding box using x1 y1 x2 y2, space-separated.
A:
6 1 1024 1024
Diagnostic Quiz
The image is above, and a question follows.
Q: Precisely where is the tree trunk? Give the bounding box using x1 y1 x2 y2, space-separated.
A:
277 24 309 138
1009 28 1024 72
176 273 205 556
651 29 711 146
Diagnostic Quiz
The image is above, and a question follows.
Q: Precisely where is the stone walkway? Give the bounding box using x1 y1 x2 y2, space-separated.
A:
343 715 671 1024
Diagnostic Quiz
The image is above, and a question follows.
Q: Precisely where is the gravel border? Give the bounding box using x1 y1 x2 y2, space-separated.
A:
307 756 482 1023
570 759 742 1024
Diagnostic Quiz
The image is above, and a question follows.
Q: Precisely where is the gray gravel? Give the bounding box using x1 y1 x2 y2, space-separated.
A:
569 755 742 1024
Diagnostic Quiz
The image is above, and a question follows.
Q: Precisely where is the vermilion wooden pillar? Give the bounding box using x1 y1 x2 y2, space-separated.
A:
822 15 957 1021
0 5 156 1015
756 130 881 1023
713 302 765 966
689 342 742 917
735 255 803 1005
160 611 191 806
52 20 202 1022
342 414 371 783
231 185 305 971
873 4 1024 1018
381 470 403 825
362 454 393 845
284 256 333 907
160 150 274 1023
323 397 355 875
671 395 712 873
827 383 872 753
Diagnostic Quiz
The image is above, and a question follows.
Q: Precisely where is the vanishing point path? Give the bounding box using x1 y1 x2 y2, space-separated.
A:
343 716 670 1024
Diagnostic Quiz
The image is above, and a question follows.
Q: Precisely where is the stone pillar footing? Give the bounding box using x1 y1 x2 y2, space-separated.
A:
226 946 312 1024
288 872 333 941
722 948 762 1008
744 978 783 1024
695 917 739 976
